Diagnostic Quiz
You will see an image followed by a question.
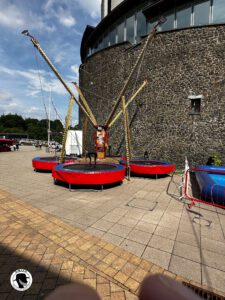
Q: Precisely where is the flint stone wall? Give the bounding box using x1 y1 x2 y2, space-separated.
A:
79 25 225 168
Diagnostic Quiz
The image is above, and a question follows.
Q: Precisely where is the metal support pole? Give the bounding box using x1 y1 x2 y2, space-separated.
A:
48 87 51 149
82 116 88 156
125 109 132 159
60 97 74 163
121 96 131 181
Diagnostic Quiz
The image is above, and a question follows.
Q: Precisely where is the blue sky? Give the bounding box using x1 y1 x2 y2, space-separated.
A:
0 0 101 125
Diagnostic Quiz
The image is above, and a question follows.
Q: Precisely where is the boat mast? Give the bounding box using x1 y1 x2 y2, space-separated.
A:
48 86 51 149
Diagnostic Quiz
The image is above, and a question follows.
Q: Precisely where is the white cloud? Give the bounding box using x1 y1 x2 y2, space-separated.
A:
29 15 56 33
72 28 82 36
52 42 80 68
0 91 15 105
75 0 101 19
70 64 79 77
43 2 76 28
43 0 101 20
59 15 76 27
0 0 55 32
54 52 64 64
0 90 43 119
0 5 24 29
57 8 76 27
0 65 68 96
43 0 55 12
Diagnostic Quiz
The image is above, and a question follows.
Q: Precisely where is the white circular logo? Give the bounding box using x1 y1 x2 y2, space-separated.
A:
10 269 32 291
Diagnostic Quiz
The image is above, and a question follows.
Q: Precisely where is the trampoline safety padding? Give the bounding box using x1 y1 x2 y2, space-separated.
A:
190 165 225 207
120 159 175 175
32 156 74 171
52 163 126 186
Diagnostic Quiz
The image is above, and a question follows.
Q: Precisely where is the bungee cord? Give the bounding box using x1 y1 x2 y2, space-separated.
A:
33 47 49 121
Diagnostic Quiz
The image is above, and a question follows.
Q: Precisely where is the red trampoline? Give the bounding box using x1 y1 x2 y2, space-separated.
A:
52 163 126 188
120 159 175 175
32 156 75 171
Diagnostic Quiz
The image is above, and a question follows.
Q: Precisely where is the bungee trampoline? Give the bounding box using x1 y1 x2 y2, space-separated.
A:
120 159 175 176
32 156 75 171
52 162 126 189
24 21 168 186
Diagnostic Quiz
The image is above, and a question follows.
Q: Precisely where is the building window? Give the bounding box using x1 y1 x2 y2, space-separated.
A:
188 95 202 115
126 14 135 43
147 18 157 33
86 0 225 59
177 5 192 29
109 26 116 46
136 11 147 41
117 20 125 43
88 47 92 56
103 33 110 48
92 42 98 54
161 11 175 31
194 0 210 26
98 38 103 50
213 0 225 24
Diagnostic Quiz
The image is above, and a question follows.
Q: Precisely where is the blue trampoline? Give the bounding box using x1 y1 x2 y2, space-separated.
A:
193 165 225 207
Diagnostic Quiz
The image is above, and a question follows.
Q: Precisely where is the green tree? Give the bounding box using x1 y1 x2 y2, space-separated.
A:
0 113 64 142
0 114 26 130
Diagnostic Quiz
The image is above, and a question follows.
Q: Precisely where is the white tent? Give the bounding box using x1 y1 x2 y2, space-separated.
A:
65 130 82 155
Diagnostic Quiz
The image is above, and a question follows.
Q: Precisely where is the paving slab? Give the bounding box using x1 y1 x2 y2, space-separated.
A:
173 241 201 263
148 235 175 253
154 225 178 240
202 266 225 294
142 247 171 269
169 255 201 283
120 240 146 257
0 148 225 296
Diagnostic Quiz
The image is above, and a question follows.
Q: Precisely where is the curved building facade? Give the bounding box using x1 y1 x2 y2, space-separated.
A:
80 0 225 167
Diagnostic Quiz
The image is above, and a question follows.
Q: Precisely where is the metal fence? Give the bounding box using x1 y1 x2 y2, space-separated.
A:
184 168 225 210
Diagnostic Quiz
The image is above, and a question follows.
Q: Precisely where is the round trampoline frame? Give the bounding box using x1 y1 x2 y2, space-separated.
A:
32 156 75 171
52 162 126 186
190 165 225 207
193 165 225 174
120 159 175 175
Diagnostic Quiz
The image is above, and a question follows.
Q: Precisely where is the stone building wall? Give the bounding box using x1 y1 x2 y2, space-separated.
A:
79 25 225 168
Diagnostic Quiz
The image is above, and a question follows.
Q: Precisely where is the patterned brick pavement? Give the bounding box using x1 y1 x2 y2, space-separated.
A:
1 189 224 299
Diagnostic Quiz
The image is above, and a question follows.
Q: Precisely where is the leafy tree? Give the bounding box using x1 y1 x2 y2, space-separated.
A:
0 113 64 142
25 118 39 127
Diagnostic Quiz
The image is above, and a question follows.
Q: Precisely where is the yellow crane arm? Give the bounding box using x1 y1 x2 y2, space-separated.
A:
22 30 97 129
105 18 163 127
60 96 74 163
108 80 147 129
121 95 131 180
105 29 155 127
72 82 97 125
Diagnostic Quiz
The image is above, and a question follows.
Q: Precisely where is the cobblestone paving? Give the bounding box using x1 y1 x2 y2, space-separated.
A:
0 147 225 297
